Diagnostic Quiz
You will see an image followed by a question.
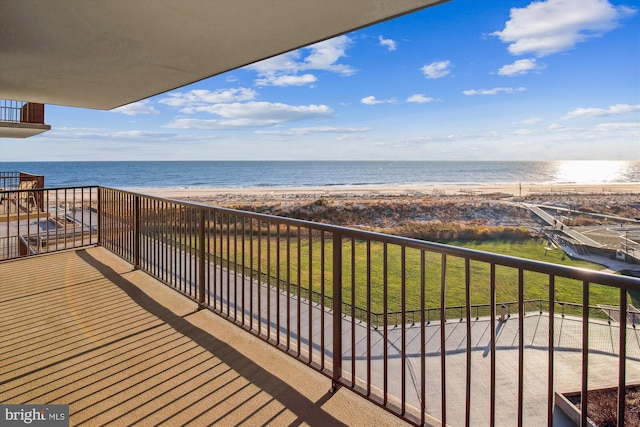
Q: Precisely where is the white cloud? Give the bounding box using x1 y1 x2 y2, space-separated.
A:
337 134 365 141
521 117 544 124
463 87 526 96
492 0 636 57
246 35 356 87
255 74 317 87
406 94 435 103
165 102 333 129
421 60 451 79
256 126 370 136
159 88 257 109
44 126 177 141
594 122 640 131
378 36 397 51
361 96 395 105
497 58 542 76
111 100 160 116
561 104 640 120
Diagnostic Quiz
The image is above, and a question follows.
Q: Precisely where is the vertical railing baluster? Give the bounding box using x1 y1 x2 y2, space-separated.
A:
518 268 524 427
383 242 389 404
276 225 281 346
366 240 372 396
331 231 343 392
286 225 291 350
134 195 140 269
226 213 231 316
440 253 447 426
490 263 496 427
267 221 272 340
465 258 472 427
308 228 313 365
242 216 246 326
256 218 262 333
548 275 555 427
581 281 589 427
249 217 254 330
234 214 239 321
618 288 627 425
297 226 302 357
401 246 406 415
198 209 205 309
351 237 356 388
321 230 326 370
420 250 426 426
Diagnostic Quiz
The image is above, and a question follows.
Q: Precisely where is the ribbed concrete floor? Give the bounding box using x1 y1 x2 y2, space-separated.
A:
0 247 408 426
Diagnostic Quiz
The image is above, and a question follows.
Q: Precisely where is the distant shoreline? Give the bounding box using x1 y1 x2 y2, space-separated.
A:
126 182 640 200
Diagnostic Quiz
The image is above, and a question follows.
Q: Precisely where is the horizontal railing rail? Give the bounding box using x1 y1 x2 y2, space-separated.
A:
0 186 99 260
98 187 640 427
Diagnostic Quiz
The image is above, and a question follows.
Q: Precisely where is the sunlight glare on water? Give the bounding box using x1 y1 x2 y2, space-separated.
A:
553 160 631 183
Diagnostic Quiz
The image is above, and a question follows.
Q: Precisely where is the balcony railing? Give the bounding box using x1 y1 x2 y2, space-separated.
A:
2 185 639 426
0 171 45 192
0 186 97 259
0 99 46 124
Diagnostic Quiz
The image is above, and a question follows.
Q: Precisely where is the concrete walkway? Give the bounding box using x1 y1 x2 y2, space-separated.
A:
0 247 406 426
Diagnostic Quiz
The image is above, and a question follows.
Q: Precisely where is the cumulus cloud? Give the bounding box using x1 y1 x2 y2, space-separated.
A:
246 35 356 87
165 102 333 129
421 60 451 79
111 100 160 116
492 0 636 57
159 88 257 110
497 59 542 76
256 126 370 136
255 74 317 87
463 87 526 96
406 94 435 103
594 122 640 131
378 36 397 51
361 96 395 105
561 103 640 120
520 117 544 125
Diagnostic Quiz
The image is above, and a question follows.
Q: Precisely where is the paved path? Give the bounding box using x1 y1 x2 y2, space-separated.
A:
204 263 640 426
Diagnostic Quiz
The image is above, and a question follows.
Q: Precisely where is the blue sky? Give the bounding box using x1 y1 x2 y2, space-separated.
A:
2 0 639 161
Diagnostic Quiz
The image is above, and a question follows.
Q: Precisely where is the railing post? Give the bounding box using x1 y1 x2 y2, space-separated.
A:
97 187 102 246
331 232 343 392
198 210 206 309
134 195 140 269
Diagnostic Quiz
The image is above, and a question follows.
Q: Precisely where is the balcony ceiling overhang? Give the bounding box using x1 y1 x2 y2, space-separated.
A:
0 122 51 138
0 0 446 110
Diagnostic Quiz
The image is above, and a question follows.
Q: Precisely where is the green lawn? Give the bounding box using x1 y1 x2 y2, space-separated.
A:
213 233 622 318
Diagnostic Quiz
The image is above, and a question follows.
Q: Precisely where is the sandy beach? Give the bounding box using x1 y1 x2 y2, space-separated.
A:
127 182 640 202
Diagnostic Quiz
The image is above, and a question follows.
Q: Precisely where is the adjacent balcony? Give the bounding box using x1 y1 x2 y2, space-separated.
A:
0 99 51 138
1 183 639 426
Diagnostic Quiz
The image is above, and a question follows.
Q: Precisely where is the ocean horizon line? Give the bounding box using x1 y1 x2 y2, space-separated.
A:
1 160 638 190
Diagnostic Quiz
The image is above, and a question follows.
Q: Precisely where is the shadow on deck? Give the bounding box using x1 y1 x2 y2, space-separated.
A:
0 247 404 426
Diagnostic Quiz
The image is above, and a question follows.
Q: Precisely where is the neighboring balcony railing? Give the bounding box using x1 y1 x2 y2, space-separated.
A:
0 171 45 191
2 185 639 426
0 186 98 259
0 99 46 124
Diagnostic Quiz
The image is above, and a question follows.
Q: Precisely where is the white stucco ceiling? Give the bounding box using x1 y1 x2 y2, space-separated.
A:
0 0 446 110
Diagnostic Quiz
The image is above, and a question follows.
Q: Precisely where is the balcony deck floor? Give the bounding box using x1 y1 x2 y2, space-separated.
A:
0 247 404 426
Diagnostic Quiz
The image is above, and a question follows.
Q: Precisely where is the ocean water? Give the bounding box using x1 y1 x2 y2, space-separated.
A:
1 160 638 189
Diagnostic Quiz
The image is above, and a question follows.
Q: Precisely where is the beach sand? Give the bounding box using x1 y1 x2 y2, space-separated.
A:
126 182 640 202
